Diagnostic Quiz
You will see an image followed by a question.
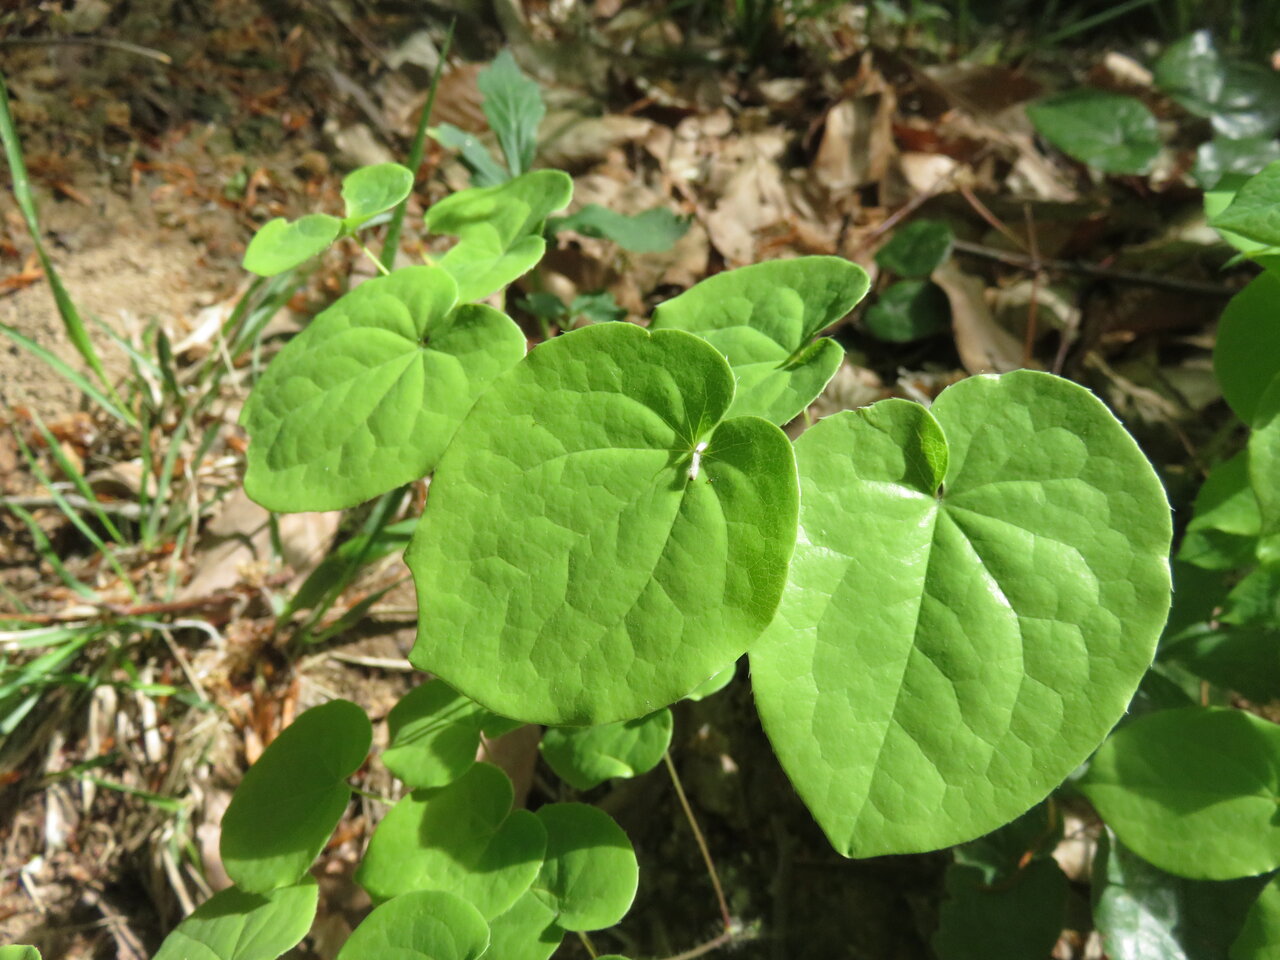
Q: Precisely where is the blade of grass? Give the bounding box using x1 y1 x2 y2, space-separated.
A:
1038 0 1158 46
0 73 132 424
381 19 455 270
5 503 98 602
23 409 126 544
142 418 188 548
0 323 131 424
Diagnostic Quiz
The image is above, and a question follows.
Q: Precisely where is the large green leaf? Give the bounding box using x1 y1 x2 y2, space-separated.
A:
1082 707 1280 880
751 370 1172 856
531 803 638 932
540 708 673 790
477 50 543 177
1027 90 1161 175
221 700 370 892
241 266 525 511
1250 372 1280 565
1154 31 1280 139
649 256 869 424
356 762 546 918
486 891 565 960
1215 272 1280 425
407 321 799 725
426 170 572 301
153 879 319 960
242 214 342 277
1233 874 1280 960
336 890 490 960
551 205 690 253
383 680 495 790
1094 832 1271 960
342 163 415 229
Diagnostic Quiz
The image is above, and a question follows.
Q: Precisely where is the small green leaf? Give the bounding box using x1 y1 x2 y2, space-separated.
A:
752 370 1172 856
241 266 526 511
1027 90 1161 175
1212 161 1280 247
1194 137 1280 189
1082 706 1280 880
1154 31 1280 139
650 256 869 424
874 219 954 277
0 949 41 960
242 214 342 277
221 701 371 892
153 879 319 960
342 163 415 228
432 123 509 186
486 891 565 960
1205 176 1275 257
1177 451 1260 572
532 803 638 931
426 170 573 301
863 280 950 342
933 859 1066 960
685 662 735 701
407 322 799 724
1215 272 1280 424
336 890 490 960
568 291 627 324
356 763 546 918
540 709 673 790
478 50 544 177
1249 372 1280 564
551 205 690 253
1233 873 1280 960
1094 831 1270 960
383 680 491 789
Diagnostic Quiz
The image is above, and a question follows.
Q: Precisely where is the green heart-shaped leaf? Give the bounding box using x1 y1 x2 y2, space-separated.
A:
487 891 565 960
875 220 954 278
221 700 370 892
540 708 673 791
241 266 526 511
1027 90 1161 175
153 879 318 960
383 680 496 790
356 762 546 918
1233 873 1280 960
1215 272 1280 425
426 170 572 301
531 803 638 932
336 890 490 960
242 214 342 277
863 280 950 343
1249 372 1280 565
751 370 1172 856
1082 707 1280 880
407 321 799 724
650 256 868 424
342 163 415 229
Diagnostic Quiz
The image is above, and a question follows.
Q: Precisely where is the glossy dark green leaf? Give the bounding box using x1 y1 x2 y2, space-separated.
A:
752 371 1172 856
863 280 950 342
336 890 490 960
1027 90 1161 174
241 266 525 511
242 214 342 277
540 709 673 790
531 803 638 931
478 50 543 177
1233 874 1280 959
551 205 690 253
486 891 565 960
1215 272 1280 424
875 220 954 278
649 256 869 424
432 123 508 186
1212 161 1280 247
1082 707 1280 879
383 680 491 789
1195 137 1280 189
356 763 546 918
1154 32 1280 139
1250 372 1280 564
1095 832 1271 960
342 163 414 228
153 879 319 960
221 701 370 893
407 321 799 725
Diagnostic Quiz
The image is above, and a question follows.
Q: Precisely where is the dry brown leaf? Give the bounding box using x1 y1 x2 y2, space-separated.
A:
932 259 1028 374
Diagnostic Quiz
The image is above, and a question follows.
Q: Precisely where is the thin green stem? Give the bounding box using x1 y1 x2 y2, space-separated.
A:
663 750 732 933
358 241 392 276
576 930 598 958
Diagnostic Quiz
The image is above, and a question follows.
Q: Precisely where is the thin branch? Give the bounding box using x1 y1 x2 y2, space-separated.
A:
657 929 736 960
663 751 733 934
0 36 171 64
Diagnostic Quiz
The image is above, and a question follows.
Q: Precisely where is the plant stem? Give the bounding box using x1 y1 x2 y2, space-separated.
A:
659 929 735 960
576 930 598 958
349 783 395 805
663 750 733 933
358 241 392 276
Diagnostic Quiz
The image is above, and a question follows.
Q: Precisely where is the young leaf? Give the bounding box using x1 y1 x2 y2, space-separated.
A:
407 322 799 724
649 256 869 425
531 803 638 931
751 370 1172 857
336 890 490 960
383 679 491 789
1215 272 1280 424
486 891 565 960
1233 874 1280 960
863 280 950 343
1211 161 1280 247
1154 31 1280 139
342 163 415 229
221 700 371 893
242 214 342 277
241 266 526 511
356 762 546 918
551 205 690 253
153 879 319 960
477 50 544 176
1094 831 1271 960
874 219 954 278
540 708 673 791
1082 707 1280 880
431 123 509 186
1027 90 1161 175
426 170 573 301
